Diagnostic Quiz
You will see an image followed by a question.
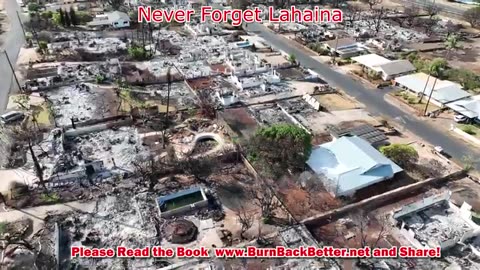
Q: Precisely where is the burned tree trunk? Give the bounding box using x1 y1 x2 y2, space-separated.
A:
28 140 46 190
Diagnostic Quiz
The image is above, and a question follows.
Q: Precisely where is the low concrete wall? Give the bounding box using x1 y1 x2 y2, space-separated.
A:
160 200 208 218
64 118 133 137
158 188 209 218
63 115 130 129
301 170 467 227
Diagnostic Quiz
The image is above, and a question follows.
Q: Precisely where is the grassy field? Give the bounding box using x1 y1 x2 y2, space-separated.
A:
458 124 480 138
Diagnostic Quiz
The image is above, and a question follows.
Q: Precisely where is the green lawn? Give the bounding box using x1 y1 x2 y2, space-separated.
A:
458 124 480 137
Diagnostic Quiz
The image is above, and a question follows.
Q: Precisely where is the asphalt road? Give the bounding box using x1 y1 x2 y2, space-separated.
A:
248 22 480 169
0 0 26 113
399 0 468 16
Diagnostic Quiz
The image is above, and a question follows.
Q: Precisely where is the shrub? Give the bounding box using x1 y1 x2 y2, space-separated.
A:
96 74 106 84
367 69 381 80
407 97 417 104
41 11 53 19
380 144 419 168
38 41 48 54
461 125 476 135
40 193 60 203
8 182 29 199
0 222 6 235
128 45 151 60
445 68 480 91
28 3 40 12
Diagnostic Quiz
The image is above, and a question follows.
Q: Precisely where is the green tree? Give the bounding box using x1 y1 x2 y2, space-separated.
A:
445 69 480 91
288 53 297 64
248 124 312 178
418 58 446 102
380 144 419 168
69 7 78 26
52 12 61 26
28 3 40 12
427 58 447 75
41 11 53 20
463 7 480 28
444 34 460 60
128 44 150 60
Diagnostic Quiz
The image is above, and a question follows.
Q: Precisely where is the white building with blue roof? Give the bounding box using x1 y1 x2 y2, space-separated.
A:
306 136 403 197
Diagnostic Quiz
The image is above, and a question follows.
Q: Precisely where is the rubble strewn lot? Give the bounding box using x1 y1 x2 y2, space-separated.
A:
47 84 118 125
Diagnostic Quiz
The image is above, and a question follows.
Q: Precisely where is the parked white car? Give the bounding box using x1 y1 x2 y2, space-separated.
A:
454 114 468 123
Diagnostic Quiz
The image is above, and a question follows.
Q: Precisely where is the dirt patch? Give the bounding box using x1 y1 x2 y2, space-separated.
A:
314 93 360 111
449 177 480 211
389 90 441 115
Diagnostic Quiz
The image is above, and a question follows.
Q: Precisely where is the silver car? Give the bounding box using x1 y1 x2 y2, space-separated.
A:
0 111 25 124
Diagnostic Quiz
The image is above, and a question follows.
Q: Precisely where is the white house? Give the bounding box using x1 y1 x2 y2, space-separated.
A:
306 136 403 197
352 53 416 81
88 11 130 29
395 73 471 107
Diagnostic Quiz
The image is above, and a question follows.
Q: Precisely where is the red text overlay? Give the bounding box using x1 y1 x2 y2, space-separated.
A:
71 246 441 258
137 6 343 26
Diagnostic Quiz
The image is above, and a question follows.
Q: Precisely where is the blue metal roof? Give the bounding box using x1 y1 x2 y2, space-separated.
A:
307 136 403 197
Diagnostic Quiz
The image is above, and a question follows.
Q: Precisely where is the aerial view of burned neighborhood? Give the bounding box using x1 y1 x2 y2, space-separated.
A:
2 0 480 268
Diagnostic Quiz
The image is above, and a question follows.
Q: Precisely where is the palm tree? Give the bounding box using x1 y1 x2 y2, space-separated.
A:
418 63 438 103
418 35 458 104
423 67 444 115
422 35 460 113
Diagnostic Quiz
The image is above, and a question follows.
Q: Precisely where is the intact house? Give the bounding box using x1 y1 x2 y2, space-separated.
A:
395 72 471 108
88 11 130 29
306 136 403 198
323 38 367 59
393 191 480 251
352 53 416 81
446 95 480 122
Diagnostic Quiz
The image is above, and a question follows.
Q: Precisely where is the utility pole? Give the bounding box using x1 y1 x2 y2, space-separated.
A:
418 74 431 103
4 51 21 92
16 11 26 39
424 76 439 116
332 36 339 64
